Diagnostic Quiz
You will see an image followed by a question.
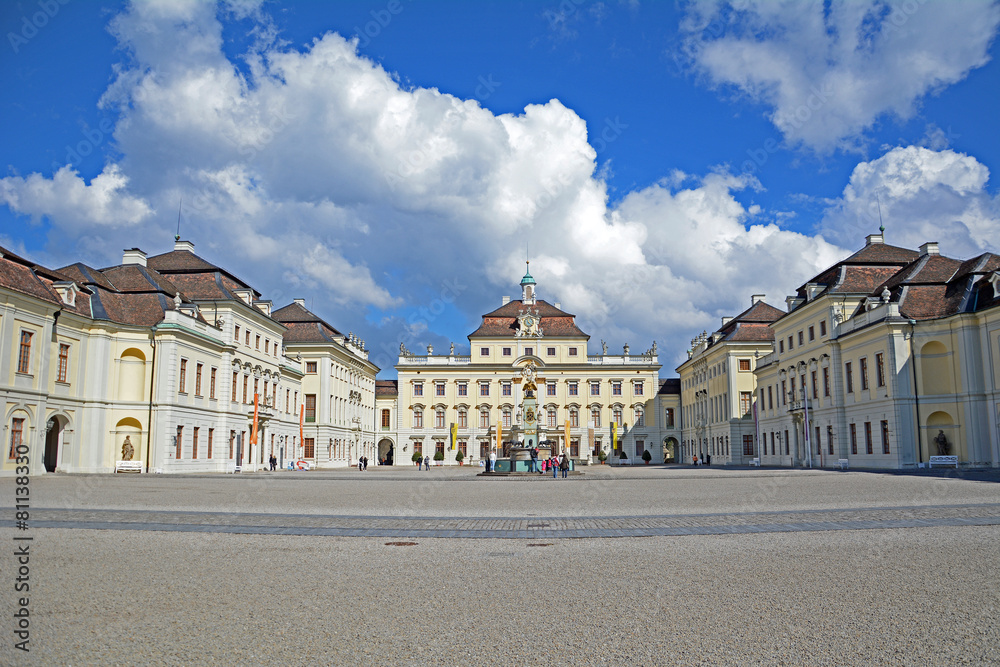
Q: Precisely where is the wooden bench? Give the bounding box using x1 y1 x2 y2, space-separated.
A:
115 460 143 473
748 458 760 467
929 455 958 468
836 459 849 470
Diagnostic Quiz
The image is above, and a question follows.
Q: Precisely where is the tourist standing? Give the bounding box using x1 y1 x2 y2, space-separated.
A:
424 455 430 470
559 453 570 478
489 449 496 473
553 455 559 478
529 447 538 473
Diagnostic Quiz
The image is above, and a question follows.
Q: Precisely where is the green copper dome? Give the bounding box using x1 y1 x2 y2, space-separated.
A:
520 261 536 286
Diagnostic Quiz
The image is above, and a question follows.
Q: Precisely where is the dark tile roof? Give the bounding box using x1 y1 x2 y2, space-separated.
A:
795 241 920 301
717 300 783 341
726 323 776 342
657 378 680 395
57 263 118 291
830 266 904 294
146 248 259 297
376 380 399 397
273 302 343 343
469 299 589 338
99 264 182 295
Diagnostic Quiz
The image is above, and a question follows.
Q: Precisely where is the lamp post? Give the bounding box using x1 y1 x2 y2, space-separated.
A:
351 416 361 466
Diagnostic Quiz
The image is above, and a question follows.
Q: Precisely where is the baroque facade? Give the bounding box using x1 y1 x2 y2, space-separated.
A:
1 239 377 476
753 233 1000 469
378 266 682 466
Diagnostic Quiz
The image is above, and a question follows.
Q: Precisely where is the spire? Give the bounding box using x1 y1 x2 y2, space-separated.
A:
520 260 536 304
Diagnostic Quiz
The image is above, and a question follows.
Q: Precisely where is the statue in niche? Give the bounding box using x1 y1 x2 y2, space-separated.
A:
934 430 951 456
121 436 134 461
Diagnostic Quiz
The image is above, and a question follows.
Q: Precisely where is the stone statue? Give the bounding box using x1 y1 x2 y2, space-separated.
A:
623 344 630 355
651 341 657 354
121 436 134 461
173 292 182 308
881 286 891 303
601 340 608 355
450 342 455 355
400 342 406 354
427 344 433 355
934 430 950 456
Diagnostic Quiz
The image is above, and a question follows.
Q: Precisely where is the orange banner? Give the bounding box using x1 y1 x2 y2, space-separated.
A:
497 420 502 455
564 419 571 455
299 404 305 450
249 393 259 445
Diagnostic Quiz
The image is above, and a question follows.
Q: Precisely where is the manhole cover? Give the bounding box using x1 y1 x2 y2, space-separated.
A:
384 541 418 547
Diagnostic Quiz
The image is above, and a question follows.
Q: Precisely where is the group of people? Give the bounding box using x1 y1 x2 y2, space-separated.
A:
529 447 571 477
268 454 277 471
417 455 431 470
357 456 369 471
691 453 711 466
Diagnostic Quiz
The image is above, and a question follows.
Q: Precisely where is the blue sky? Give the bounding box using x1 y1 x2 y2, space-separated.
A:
2 0 999 377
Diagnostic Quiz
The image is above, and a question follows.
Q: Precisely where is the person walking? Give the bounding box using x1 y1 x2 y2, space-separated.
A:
424 455 430 470
559 452 570 478
417 456 422 471
529 446 538 473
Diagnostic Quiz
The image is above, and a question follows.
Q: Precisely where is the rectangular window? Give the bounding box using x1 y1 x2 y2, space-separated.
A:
569 347 578 356
245 330 250 346
265 339 269 354
305 394 316 422
808 326 815 341
739 392 751 416
195 363 203 396
827 426 834 455
192 427 199 459
784 430 789 456
779 340 784 353
820 320 827 336
255 335 260 350
414 441 422 456
480 383 489 397
823 367 830 397
798 331 804 346
382 409 391 428
413 383 423 397
547 382 556 396
865 421 873 455
243 376 249 403
458 411 467 429
815 425 821 455
436 383 445 397
845 362 853 393
210 368 217 399
502 383 512 397
304 438 315 459
635 440 645 458
232 372 238 402
738 359 751 371
480 347 489 356
179 359 187 394
850 423 858 455
664 408 674 427
788 336 794 350
860 357 869 390
548 410 557 428
811 371 818 400
524 347 533 357
569 382 578 396
612 381 622 396
781 380 787 405
571 410 580 428
570 439 580 457
207 428 214 459
8 418 24 459
634 381 644 396
502 411 511 429
591 407 601 428
413 411 423 429
285 389 290 413
547 347 556 356
876 353 885 387
435 411 445 429
229 431 235 459
306 362 317 374
743 434 754 456
458 382 467 397
480 411 489 429
52 342 69 383
590 382 600 396
881 420 890 454
458 440 467 457
502 347 512 356
768 385 773 411
176 426 183 459
234 325 240 343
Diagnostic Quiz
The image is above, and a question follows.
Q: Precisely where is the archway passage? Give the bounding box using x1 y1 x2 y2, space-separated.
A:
378 438 394 465
44 417 63 472
663 437 678 464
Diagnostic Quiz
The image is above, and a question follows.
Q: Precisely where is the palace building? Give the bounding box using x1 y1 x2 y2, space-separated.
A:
753 233 1000 469
1 239 377 476
378 265 682 466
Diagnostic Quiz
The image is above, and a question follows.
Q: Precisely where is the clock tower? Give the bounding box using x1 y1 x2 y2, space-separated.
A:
520 261 536 305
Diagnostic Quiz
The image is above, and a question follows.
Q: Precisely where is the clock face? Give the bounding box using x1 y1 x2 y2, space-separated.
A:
524 316 534 327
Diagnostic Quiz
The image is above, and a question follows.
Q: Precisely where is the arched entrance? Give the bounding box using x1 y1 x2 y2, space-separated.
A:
44 415 67 472
378 438 394 465
663 437 678 464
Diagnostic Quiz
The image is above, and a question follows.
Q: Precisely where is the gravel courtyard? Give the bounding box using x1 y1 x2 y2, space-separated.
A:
3 466 999 666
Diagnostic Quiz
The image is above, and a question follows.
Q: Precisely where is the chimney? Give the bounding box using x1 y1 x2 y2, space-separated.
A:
919 242 940 257
554 302 561 310
721 316 733 326
174 239 195 253
751 294 765 305
502 296 510 305
865 233 884 246
122 248 147 267
293 298 306 307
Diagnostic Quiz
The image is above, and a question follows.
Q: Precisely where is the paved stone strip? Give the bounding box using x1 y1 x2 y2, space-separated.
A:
4 503 1000 538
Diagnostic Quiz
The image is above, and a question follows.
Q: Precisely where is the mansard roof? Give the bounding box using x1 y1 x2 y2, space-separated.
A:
469 299 588 338
145 243 260 299
273 301 343 343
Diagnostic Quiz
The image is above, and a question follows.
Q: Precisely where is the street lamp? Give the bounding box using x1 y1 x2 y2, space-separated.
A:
351 416 362 466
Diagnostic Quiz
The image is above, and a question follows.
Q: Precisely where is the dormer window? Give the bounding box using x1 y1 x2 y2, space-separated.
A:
52 281 78 307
